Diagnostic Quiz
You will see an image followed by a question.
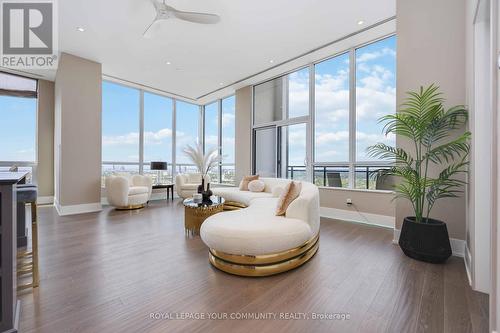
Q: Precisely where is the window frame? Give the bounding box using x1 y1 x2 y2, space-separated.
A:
251 33 396 191
0 73 39 183
101 80 202 185
201 94 236 185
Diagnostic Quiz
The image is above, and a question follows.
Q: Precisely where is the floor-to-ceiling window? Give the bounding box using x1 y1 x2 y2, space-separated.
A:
253 68 310 181
221 95 235 184
101 82 141 184
175 101 201 175
252 34 396 190
204 101 219 183
314 52 350 187
101 81 201 186
143 92 173 183
202 95 236 185
0 72 38 181
354 36 396 189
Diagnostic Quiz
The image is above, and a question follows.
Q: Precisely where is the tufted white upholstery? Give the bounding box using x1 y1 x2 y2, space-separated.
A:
202 178 320 255
106 174 152 208
175 173 211 199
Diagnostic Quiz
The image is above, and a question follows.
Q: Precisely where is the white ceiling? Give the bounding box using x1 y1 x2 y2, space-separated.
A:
34 0 395 102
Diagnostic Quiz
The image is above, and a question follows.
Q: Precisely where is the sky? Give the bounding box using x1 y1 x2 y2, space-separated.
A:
101 81 235 166
285 35 396 165
0 95 37 162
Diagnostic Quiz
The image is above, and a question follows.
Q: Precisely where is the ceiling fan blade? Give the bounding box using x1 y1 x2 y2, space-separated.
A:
143 18 161 38
149 0 161 10
171 10 220 24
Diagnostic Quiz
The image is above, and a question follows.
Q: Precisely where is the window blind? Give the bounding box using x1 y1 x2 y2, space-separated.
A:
0 72 37 98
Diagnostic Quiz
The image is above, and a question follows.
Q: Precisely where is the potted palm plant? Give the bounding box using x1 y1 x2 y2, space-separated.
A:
367 84 470 263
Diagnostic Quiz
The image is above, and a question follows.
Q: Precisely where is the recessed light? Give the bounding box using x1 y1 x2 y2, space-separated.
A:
76 27 85 32
219 83 224 86
269 59 274 64
166 61 171 65
357 20 364 25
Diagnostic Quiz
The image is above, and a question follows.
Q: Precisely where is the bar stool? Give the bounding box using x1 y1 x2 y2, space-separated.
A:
16 185 39 290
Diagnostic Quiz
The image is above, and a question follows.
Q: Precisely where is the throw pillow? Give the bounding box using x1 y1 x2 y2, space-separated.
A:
239 175 259 191
276 181 302 216
248 179 265 192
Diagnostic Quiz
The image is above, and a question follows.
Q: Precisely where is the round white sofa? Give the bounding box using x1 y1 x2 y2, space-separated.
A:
200 178 320 277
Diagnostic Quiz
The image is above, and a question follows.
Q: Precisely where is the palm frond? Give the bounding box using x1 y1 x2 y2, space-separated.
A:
424 132 471 164
367 84 470 223
183 144 221 177
425 159 469 214
366 144 414 167
422 105 468 146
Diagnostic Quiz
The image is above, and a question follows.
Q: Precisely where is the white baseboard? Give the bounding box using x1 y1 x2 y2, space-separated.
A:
393 228 465 258
37 195 54 205
55 199 102 216
320 206 395 229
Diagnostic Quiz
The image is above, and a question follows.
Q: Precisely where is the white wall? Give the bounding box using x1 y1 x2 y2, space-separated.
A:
54 53 102 215
37 80 54 199
396 0 468 240
468 0 492 294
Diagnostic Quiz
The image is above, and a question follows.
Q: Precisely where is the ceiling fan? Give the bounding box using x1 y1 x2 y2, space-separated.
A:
143 0 220 38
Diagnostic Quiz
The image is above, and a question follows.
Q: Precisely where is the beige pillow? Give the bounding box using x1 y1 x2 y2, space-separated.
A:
239 175 259 191
275 181 302 216
248 179 265 192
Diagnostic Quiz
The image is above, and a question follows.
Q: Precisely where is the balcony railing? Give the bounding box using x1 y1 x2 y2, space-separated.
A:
287 165 391 190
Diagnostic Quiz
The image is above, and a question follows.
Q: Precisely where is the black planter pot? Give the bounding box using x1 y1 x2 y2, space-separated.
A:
398 217 452 264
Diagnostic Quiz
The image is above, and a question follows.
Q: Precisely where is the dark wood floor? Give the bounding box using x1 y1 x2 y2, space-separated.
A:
19 199 488 333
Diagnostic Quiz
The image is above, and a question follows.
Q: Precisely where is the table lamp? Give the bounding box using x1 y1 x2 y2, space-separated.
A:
150 162 168 185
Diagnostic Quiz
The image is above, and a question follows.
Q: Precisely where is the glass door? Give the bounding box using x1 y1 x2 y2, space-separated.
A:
253 126 277 177
278 123 308 180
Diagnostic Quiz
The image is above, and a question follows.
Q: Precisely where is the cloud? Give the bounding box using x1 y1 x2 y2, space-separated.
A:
284 52 396 163
356 47 396 63
313 70 349 127
102 132 139 146
222 112 235 127
287 127 307 147
144 128 172 144
16 148 34 154
205 135 218 146
356 131 394 143
315 131 349 144
103 128 173 146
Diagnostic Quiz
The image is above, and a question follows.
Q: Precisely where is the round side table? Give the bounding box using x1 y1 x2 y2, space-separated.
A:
183 196 225 236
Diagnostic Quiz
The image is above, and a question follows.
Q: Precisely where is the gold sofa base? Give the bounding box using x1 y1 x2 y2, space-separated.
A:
223 201 247 211
115 203 145 210
208 234 319 277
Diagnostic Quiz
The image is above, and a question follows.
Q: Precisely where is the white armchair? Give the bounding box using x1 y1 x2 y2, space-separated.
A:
106 174 153 209
175 173 211 199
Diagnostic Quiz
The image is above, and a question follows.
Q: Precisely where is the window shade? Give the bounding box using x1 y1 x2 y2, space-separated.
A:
0 72 37 98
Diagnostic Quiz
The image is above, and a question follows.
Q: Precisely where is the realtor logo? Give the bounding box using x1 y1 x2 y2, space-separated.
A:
1 0 58 68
